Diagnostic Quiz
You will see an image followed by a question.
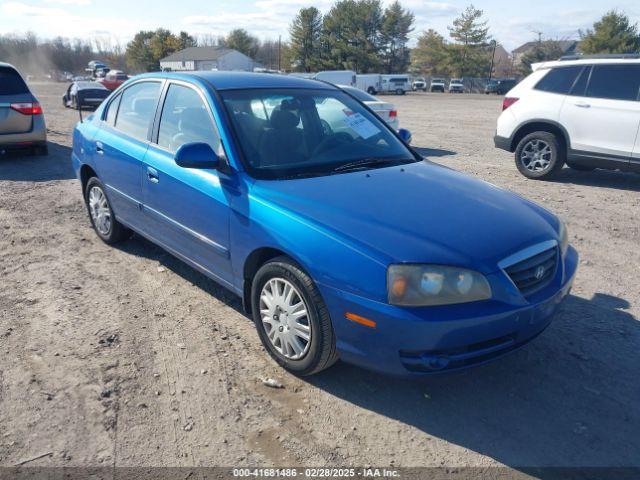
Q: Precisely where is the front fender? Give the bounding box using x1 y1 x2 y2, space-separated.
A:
231 190 389 303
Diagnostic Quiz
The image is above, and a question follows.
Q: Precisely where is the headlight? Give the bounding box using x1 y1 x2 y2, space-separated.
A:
388 265 492 306
558 219 569 256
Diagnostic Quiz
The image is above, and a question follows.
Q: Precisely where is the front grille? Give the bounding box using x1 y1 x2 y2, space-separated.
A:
504 246 558 296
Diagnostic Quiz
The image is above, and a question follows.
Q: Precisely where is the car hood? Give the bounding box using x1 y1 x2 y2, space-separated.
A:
250 161 559 273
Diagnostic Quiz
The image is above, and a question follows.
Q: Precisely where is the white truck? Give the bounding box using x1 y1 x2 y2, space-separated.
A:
314 70 356 87
356 74 382 94
380 75 411 95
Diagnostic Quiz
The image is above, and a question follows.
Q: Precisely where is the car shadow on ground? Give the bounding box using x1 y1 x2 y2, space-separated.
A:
114 234 247 317
0 141 74 182
413 146 457 158
549 167 640 192
110 229 640 469
306 292 640 469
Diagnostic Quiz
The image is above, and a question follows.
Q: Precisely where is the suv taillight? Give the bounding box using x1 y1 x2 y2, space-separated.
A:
10 102 43 115
502 97 518 111
389 110 397 118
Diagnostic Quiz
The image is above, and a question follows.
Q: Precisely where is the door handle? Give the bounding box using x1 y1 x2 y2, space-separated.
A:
147 167 159 184
575 102 591 108
96 141 104 154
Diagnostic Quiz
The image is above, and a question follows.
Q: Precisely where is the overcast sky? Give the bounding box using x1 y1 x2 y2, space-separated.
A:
1 0 639 51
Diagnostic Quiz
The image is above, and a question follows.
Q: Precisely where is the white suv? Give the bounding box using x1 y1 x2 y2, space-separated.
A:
494 55 640 179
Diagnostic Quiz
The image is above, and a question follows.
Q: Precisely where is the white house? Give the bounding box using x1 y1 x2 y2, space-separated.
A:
159 46 259 72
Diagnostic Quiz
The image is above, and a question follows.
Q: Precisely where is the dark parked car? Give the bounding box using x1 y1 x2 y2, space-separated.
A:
0 62 47 155
63 81 110 109
485 79 517 94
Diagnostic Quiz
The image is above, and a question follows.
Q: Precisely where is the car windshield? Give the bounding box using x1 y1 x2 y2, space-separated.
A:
0 66 29 95
432 79 444 83
220 88 416 180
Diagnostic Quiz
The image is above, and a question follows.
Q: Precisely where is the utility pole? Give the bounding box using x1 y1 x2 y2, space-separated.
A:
488 40 497 81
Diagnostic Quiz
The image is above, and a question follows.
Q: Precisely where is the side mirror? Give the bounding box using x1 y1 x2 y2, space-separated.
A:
174 142 220 169
398 128 412 145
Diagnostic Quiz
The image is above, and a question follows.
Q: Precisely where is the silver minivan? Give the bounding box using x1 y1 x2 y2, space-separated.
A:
0 63 47 155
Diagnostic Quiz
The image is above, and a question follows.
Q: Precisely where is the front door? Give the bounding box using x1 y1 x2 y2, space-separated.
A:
93 80 162 226
560 63 640 167
142 81 233 287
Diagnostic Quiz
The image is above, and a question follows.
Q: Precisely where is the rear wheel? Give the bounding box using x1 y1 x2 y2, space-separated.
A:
84 177 132 244
251 257 338 376
515 131 565 179
395 88 403 95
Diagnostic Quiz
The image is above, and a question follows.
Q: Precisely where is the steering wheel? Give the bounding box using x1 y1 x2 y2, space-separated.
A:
312 132 354 156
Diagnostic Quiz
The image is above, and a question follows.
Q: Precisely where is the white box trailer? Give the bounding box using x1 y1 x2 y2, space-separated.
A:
314 70 356 87
380 74 411 95
356 74 382 94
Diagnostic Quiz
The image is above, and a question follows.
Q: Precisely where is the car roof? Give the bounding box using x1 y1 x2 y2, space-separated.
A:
135 71 336 91
532 57 640 71
0 62 18 70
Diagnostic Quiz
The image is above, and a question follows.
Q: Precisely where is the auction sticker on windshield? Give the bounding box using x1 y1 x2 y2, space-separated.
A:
342 110 380 139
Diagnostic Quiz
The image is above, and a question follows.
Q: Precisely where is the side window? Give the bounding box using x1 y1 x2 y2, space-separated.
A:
114 82 162 141
105 93 121 126
569 66 591 97
534 66 583 94
586 64 640 101
157 84 221 154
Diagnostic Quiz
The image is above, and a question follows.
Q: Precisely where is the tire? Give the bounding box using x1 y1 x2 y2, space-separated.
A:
367 87 376 94
84 177 132 244
514 131 565 179
395 88 403 95
567 162 596 172
251 256 338 376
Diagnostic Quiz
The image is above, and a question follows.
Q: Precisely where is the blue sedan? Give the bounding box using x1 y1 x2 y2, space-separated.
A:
71 72 578 376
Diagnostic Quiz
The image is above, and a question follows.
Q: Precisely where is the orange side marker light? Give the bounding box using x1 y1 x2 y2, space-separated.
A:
345 312 376 329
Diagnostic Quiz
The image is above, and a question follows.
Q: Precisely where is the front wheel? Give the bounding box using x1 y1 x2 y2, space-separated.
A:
84 177 132 244
251 257 338 376
514 131 565 179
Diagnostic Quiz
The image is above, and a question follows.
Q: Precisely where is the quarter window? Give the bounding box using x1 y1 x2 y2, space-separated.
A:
586 64 640 101
534 66 583 95
157 84 221 154
105 93 121 126
114 82 162 141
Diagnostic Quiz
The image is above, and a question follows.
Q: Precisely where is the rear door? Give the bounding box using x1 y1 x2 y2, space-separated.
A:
142 81 233 286
560 63 640 166
92 80 163 226
0 66 33 135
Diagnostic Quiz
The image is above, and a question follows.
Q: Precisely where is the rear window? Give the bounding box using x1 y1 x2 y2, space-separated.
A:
586 64 640 101
534 66 583 95
0 66 29 95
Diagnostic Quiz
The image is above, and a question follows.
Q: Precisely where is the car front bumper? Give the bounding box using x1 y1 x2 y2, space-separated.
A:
318 246 578 377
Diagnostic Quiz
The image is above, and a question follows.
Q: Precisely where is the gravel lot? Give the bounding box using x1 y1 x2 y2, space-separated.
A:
1 83 639 472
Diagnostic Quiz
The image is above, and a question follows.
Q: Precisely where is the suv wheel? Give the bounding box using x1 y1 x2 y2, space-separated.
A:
84 177 132 244
515 132 565 179
251 257 338 376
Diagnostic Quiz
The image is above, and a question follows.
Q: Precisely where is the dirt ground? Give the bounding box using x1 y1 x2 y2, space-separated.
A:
0 82 639 472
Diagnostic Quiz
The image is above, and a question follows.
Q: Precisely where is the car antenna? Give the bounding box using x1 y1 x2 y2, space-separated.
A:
78 103 83 123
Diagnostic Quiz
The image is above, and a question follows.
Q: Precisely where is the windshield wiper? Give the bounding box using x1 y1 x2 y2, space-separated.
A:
332 157 412 173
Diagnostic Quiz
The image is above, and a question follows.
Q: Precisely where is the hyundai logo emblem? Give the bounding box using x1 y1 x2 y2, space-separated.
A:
534 265 546 280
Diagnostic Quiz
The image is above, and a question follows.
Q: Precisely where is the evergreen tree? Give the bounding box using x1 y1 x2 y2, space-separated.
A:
447 4 491 77
410 29 449 75
289 7 323 72
580 10 640 54
380 1 414 73
224 29 259 58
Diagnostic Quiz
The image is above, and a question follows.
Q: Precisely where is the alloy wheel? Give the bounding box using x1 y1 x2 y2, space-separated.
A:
520 139 552 172
259 278 311 360
88 186 112 235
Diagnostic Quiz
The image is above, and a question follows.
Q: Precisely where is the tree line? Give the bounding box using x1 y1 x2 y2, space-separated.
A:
1 8 638 78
